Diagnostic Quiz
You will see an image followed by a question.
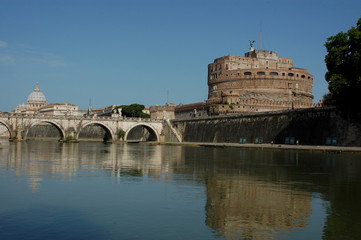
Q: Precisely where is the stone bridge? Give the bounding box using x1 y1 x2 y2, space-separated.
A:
0 113 175 142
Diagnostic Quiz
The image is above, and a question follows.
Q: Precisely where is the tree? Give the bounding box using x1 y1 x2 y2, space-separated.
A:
116 104 150 118
324 17 361 116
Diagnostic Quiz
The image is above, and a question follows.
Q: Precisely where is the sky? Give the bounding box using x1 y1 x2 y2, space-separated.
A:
0 0 360 112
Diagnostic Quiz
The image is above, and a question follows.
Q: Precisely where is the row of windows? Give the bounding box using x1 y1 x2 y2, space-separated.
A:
211 71 312 79
210 71 312 80
242 71 309 78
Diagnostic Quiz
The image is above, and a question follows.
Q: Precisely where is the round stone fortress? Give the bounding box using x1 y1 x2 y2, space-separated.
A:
206 47 313 114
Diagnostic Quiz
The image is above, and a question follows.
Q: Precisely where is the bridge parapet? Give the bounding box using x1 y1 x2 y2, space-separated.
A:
0 113 164 122
0 113 165 142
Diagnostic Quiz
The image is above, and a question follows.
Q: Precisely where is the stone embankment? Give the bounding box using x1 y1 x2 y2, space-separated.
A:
170 107 361 147
191 142 361 153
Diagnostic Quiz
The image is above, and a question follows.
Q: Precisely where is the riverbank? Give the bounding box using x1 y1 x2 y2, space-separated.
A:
156 142 361 153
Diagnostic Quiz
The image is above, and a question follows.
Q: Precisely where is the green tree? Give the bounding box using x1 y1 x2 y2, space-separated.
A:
117 104 150 118
324 17 361 115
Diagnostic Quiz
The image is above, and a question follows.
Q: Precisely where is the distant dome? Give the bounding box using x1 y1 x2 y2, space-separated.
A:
27 83 46 104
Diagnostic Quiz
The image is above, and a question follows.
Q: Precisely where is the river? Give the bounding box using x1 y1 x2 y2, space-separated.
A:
0 139 360 239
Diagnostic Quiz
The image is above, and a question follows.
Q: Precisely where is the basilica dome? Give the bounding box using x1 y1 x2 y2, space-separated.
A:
27 83 46 104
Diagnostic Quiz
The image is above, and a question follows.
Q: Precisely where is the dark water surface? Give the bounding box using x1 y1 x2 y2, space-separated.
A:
0 140 360 240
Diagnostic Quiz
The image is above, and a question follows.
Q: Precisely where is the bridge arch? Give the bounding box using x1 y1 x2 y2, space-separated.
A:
125 123 159 142
25 120 66 140
0 120 14 139
76 121 114 142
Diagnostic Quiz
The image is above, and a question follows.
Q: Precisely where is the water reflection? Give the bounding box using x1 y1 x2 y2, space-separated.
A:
205 177 311 239
1 140 361 239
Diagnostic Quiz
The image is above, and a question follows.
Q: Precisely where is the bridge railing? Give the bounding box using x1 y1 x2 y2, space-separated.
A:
0 113 164 123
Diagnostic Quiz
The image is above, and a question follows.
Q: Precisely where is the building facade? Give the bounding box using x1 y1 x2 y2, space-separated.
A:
150 103 176 119
206 47 314 114
38 103 79 116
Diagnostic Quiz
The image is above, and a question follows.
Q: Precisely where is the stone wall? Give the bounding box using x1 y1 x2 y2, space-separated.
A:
171 107 361 147
78 125 107 139
162 121 181 142
27 125 61 138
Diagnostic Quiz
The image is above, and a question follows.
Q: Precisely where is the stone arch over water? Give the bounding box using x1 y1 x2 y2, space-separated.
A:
125 123 159 142
0 120 13 139
26 120 66 140
77 122 114 142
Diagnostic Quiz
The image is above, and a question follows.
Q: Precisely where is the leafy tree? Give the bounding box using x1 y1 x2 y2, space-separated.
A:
324 17 361 115
116 104 150 118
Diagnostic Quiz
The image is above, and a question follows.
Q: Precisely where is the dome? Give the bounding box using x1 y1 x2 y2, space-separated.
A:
27 83 46 103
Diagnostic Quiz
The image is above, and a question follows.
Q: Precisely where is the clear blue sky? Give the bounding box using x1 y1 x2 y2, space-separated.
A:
1 0 360 112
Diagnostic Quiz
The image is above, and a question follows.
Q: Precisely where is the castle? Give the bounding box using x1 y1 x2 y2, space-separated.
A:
171 46 314 118
206 46 313 114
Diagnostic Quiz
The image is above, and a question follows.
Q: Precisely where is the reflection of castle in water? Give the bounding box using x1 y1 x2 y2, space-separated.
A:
174 148 313 239
205 176 311 239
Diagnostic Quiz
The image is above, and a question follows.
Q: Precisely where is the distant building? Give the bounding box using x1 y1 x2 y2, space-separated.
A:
174 102 207 119
149 103 176 119
14 83 80 116
15 83 47 114
38 103 79 116
142 107 150 116
90 105 120 117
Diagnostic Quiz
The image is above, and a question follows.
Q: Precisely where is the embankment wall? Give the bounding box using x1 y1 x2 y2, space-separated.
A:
171 107 361 147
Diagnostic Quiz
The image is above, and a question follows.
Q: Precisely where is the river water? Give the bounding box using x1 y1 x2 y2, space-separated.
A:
0 139 360 240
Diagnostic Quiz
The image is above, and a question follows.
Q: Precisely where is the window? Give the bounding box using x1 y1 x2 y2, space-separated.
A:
257 71 265 75
288 73 294 77
270 72 279 76
244 72 252 76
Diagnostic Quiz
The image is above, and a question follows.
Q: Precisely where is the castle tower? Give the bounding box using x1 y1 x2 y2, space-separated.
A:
206 48 313 114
